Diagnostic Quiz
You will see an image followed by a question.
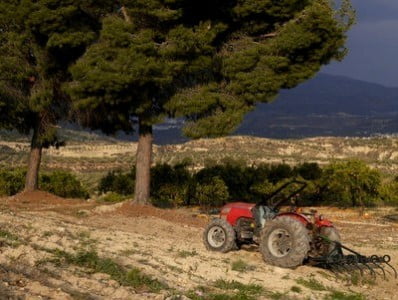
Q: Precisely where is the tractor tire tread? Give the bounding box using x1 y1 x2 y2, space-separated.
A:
260 216 310 268
203 218 236 253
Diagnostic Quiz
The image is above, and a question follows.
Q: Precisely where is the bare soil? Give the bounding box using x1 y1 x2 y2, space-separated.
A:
0 192 397 299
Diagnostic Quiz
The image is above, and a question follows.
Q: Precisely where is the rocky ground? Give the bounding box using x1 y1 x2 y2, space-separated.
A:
0 191 397 300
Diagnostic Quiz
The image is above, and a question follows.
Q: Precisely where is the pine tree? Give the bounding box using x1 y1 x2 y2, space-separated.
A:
67 0 355 204
0 0 114 191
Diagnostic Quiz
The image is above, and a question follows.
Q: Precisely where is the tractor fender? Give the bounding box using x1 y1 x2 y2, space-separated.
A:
274 212 311 226
315 219 334 228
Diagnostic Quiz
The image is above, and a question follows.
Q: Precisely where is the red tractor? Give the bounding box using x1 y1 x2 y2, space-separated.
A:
203 180 341 268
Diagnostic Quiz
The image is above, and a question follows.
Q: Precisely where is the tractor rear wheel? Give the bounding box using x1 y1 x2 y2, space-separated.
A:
260 216 310 268
203 218 236 253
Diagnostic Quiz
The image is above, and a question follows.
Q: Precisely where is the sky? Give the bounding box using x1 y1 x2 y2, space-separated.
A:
323 0 398 87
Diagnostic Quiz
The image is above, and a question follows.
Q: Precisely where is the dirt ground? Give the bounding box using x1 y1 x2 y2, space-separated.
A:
0 192 397 300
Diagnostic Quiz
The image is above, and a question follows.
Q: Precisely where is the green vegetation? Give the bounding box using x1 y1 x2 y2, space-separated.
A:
231 259 255 272
0 229 21 247
64 0 354 204
0 1 114 191
296 277 327 291
320 160 381 207
97 192 129 203
212 279 264 300
324 291 366 300
50 249 167 292
0 169 88 199
176 250 198 258
98 170 135 196
0 229 19 242
96 159 397 208
40 171 89 199
290 286 302 293
0 168 26 196
2 156 397 209
195 177 230 211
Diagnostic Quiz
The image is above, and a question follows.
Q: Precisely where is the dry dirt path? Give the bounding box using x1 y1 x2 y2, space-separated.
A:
0 193 397 299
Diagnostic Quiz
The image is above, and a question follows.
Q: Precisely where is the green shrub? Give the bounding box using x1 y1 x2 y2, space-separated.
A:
0 168 88 198
40 171 89 199
195 176 229 209
98 169 135 195
319 160 381 207
379 180 398 206
0 168 26 196
294 162 322 180
150 163 191 207
268 164 293 184
97 192 128 203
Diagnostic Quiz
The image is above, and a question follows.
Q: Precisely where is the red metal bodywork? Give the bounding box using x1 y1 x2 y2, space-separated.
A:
275 212 311 226
220 202 255 226
220 202 334 229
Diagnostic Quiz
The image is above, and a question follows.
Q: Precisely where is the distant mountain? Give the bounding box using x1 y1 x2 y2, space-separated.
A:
149 73 398 144
236 73 398 139
8 73 393 145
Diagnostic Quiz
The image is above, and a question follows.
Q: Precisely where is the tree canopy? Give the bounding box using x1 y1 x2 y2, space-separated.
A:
0 0 114 189
68 0 354 137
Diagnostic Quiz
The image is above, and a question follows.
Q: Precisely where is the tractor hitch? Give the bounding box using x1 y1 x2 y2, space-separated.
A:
309 236 397 279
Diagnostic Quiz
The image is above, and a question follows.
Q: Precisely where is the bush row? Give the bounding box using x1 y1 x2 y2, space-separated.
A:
99 160 398 208
0 169 89 199
2 160 397 208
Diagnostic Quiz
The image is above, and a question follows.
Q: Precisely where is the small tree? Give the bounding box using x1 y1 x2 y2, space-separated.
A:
0 1 113 191
319 160 381 209
195 176 229 210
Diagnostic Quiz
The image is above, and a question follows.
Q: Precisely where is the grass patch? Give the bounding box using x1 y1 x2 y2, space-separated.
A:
0 229 21 247
184 280 265 300
296 277 327 291
0 229 19 241
176 250 198 258
231 259 255 272
290 286 302 293
42 231 54 238
97 192 128 203
324 291 366 300
50 249 167 292
214 279 264 295
268 291 287 300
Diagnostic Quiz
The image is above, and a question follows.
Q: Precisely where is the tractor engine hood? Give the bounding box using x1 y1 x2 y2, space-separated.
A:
220 202 256 226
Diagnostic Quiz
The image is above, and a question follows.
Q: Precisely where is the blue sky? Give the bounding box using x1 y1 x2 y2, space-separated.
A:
323 0 398 87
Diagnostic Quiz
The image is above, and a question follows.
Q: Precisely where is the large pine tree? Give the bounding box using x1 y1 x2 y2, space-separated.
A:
67 0 355 204
0 0 114 191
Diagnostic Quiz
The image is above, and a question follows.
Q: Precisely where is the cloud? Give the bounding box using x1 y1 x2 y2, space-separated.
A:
323 2 398 86
352 0 398 22
324 21 398 86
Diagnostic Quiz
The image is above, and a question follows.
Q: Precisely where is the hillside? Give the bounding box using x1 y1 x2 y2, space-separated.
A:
238 74 398 138
1 135 398 193
151 74 398 144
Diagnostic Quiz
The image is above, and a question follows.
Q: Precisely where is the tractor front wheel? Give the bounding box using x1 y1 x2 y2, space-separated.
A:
260 216 310 268
203 218 236 253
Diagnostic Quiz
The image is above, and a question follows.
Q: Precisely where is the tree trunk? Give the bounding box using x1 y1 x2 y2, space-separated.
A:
133 120 153 204
24 124 42 192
